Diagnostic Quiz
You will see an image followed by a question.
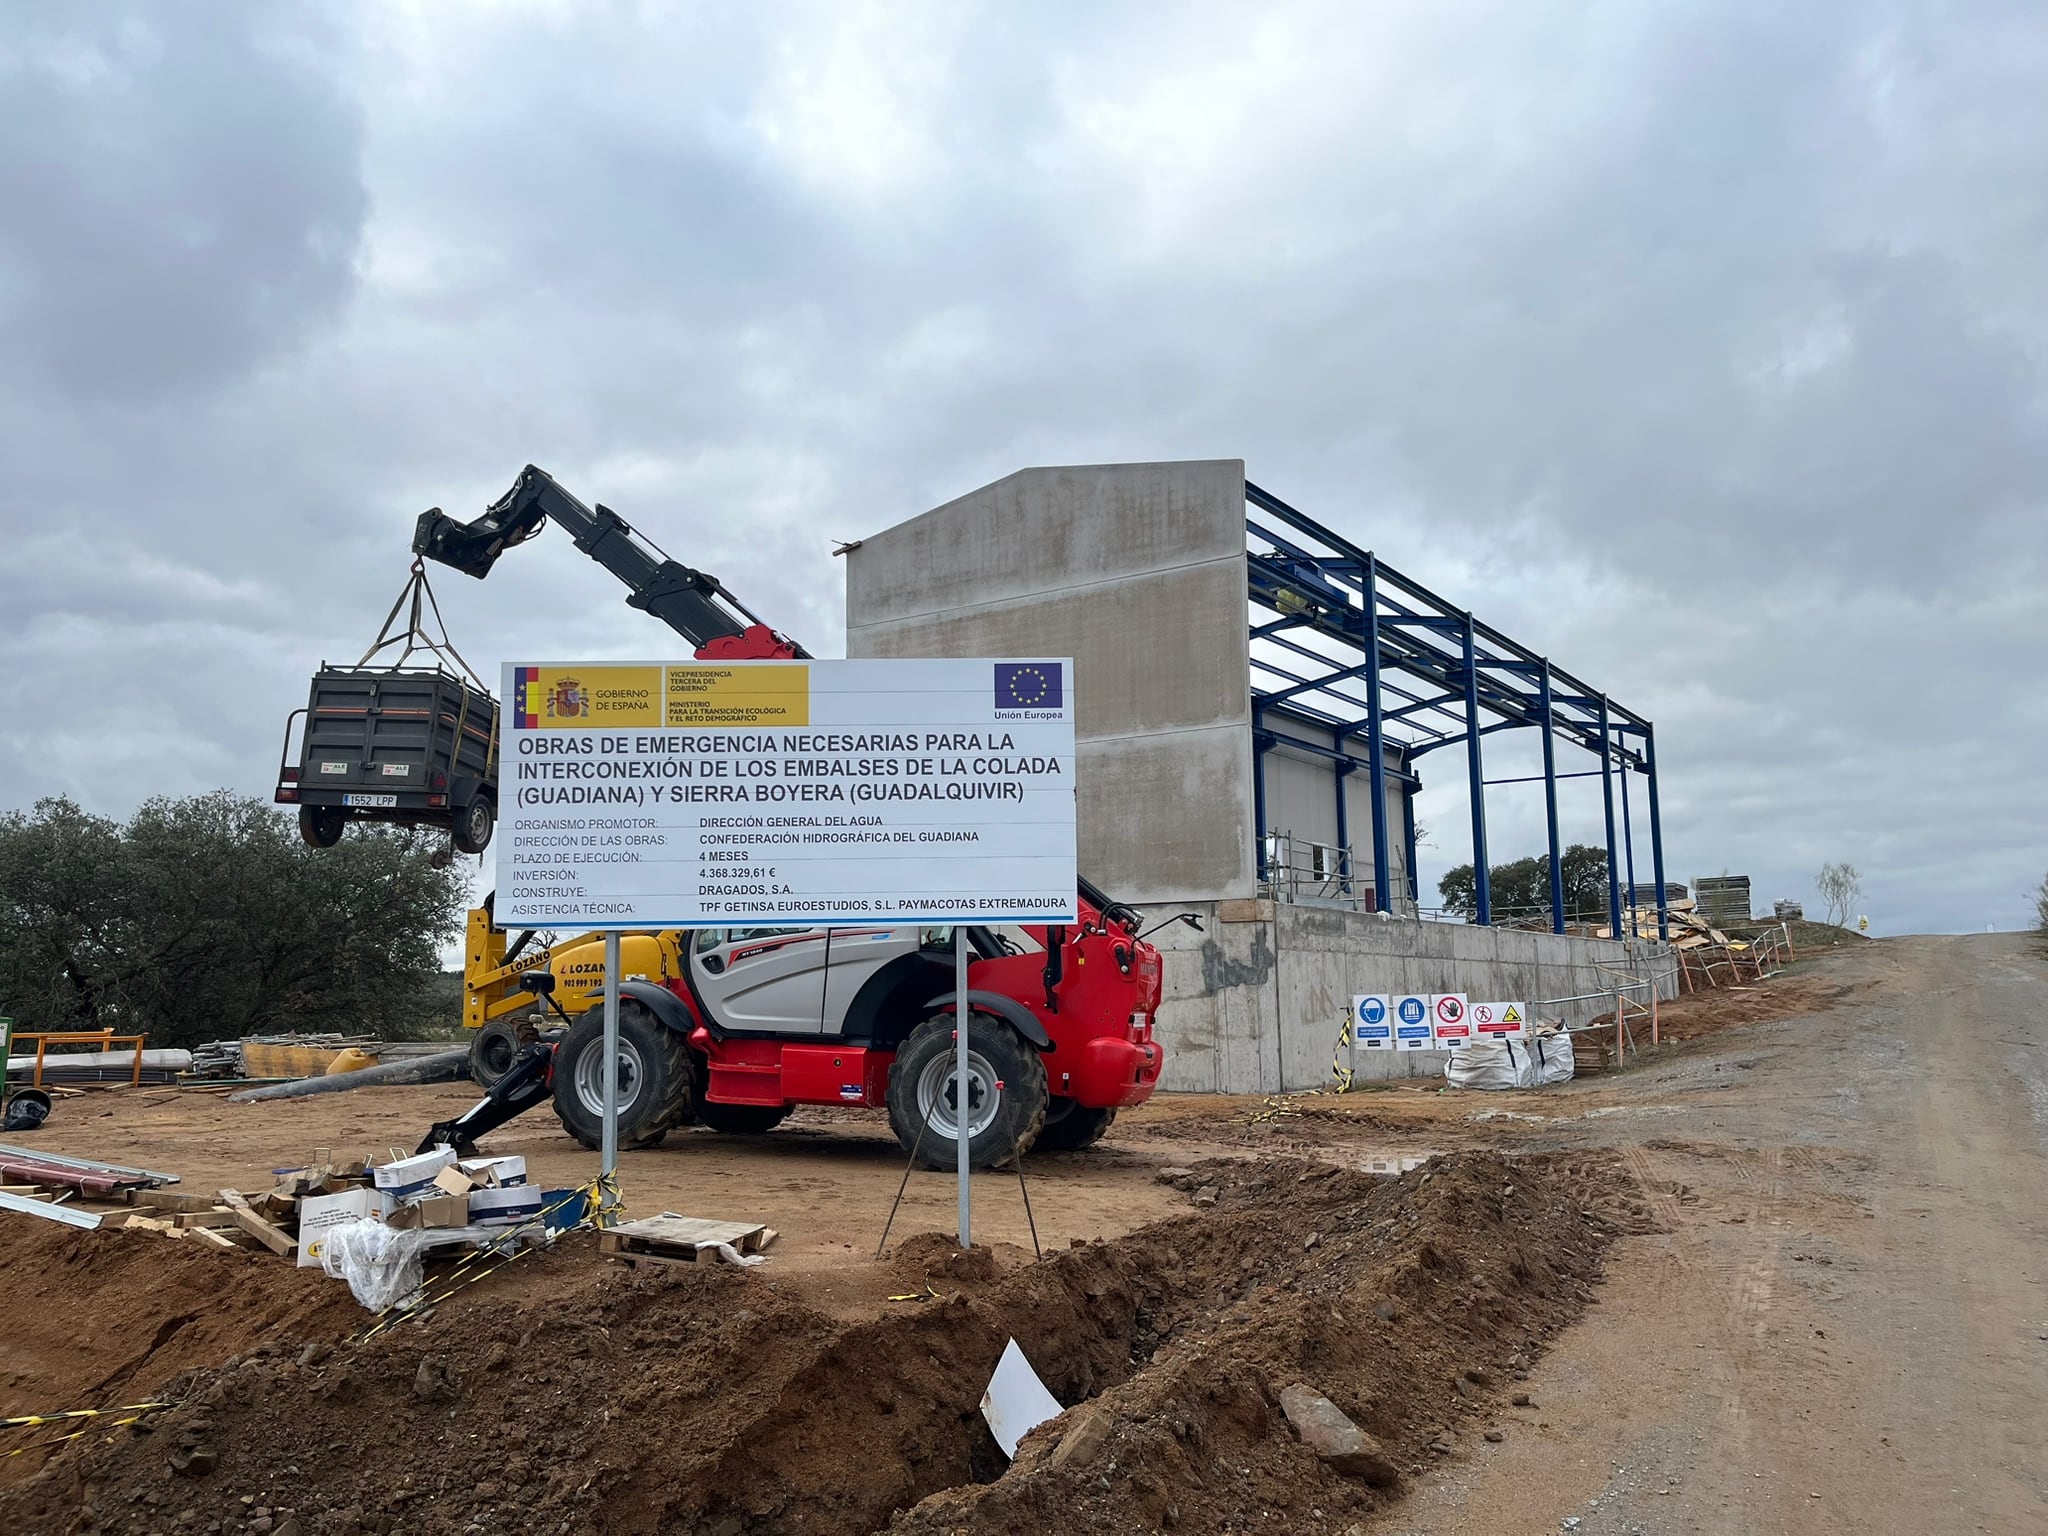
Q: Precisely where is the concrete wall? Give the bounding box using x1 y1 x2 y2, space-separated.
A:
1139 899 1679 1093
845 460 1256 904
1258 720 1412 903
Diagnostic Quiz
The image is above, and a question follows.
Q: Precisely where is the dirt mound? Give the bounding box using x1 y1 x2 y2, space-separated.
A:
0 1150 1646 1536
0 1222 361 1480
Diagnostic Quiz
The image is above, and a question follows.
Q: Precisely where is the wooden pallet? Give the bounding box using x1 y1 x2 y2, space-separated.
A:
598 1214 775 1269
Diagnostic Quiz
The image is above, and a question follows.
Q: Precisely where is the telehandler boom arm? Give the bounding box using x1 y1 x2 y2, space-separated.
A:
412 464 808 660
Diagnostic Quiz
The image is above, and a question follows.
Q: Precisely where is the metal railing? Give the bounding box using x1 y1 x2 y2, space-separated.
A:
1258 831 1417 917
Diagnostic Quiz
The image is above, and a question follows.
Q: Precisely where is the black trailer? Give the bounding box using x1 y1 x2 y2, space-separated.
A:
276 664 498 852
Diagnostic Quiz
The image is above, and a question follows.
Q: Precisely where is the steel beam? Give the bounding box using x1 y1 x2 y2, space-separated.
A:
1364 556 1392 915
1645 724 1670 941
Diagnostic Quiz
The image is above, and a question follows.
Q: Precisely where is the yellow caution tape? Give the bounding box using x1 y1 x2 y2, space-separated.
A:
1330 1014 1356 1093
2 1402 174 1431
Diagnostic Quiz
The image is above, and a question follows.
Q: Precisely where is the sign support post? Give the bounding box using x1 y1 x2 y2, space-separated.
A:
601 931 621 1210
955 927 971 1248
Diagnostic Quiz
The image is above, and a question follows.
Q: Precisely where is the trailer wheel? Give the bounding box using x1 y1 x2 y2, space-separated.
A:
1032 1100 1116 1153
298 806 345 848
885 1011 1047 1171
551 1001 692 1151
452 795 495 855
468 1019 526 1089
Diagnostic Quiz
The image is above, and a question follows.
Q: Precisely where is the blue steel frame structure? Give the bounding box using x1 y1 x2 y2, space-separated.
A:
1244 481 1668 940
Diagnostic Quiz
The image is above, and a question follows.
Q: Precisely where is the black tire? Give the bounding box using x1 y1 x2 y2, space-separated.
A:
551 1001 692 1151
1033 1099 1116 1153
690 1083 790 1136
885 1011 1048 1171
298 806 345 848
453 795 495 855
468 1019 526 1089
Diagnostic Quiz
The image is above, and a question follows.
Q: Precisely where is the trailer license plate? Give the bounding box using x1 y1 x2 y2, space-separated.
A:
343 793 398 808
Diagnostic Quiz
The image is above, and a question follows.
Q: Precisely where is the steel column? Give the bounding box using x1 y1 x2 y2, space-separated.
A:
1645 725 1670 941
1333 760 1354 896
1462 615 1490 924
1620 752 1639 934
1597 697 1622 942
1540 662 1565 935
1363 556 1393 915
1252 706 1269 883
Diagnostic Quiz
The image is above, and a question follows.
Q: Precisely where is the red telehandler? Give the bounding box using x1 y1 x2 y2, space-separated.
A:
375 465 1186 1168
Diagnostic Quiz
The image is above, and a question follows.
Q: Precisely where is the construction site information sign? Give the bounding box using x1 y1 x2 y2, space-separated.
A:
497 658 1078 928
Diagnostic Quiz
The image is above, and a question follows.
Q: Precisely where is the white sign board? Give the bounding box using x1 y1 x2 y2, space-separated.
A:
1393 994 1434 1050
1431 993 1471 1048
1470 1001 1527 1040
1352 994 1392 1050
497 658 1078 928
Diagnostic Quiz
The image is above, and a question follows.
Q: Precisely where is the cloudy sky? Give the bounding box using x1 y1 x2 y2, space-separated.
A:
2 1 2043 934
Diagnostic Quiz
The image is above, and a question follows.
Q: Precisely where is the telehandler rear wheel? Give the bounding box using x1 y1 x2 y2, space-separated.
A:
885 1011 1047 1170
551 1001 692 1151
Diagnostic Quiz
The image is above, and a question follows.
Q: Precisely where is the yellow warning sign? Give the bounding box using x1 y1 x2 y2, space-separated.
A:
1502 1004 1523 1025
663 664 810 728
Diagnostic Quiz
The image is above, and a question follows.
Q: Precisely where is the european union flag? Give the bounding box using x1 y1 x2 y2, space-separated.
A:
993 662 1063 710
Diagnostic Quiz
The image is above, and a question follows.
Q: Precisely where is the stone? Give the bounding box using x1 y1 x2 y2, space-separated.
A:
1191 1186 1219 1208
1512 1393 1533 1407
296 1343 329 1369
1302 1232 1321 1252
275 1523 301 1536
1370 1300 1398 1322
1048 1404 1114 1469
1463 1368 1492 1387
167 1447 216 1478
413 1358 459 1402
1427 1439 1453 1456
1484 1428 1506 1444
1276 1384 1399 1488
1156 1167 1195 1186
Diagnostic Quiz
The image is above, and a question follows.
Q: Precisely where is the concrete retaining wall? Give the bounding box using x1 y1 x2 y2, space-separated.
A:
1136 899 1679 1093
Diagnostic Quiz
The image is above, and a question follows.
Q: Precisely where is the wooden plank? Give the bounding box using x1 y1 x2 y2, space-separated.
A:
129 1190 222 1214
175 1210 240 1230
218 1190 297 1258
189 1226 244 1251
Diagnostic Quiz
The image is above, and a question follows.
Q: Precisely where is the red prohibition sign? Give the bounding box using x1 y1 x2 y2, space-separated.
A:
1434 996 1464 1025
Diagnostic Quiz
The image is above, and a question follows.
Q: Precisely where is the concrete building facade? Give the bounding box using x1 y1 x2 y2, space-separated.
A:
845 460 1675 1091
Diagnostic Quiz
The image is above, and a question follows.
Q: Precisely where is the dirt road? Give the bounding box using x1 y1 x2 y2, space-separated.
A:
1399 933 2048 1535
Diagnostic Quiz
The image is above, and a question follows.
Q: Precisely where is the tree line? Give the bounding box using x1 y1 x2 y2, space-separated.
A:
1437 843 1614 924
0 793 470 1051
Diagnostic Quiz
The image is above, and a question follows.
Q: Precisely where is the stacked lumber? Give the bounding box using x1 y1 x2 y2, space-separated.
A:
1602 897 1731 949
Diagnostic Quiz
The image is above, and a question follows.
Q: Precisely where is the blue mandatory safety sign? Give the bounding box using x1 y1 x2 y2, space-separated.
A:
1352 994 1391 1046
1397 996 1428 1025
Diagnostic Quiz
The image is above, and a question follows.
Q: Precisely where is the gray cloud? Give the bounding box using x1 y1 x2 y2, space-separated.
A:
0 1 2041 935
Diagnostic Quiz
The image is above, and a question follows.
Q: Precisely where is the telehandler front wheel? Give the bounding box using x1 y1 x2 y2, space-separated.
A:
551 1001 692 1151
885 1012 1047 1170
1032 1100 1117 1152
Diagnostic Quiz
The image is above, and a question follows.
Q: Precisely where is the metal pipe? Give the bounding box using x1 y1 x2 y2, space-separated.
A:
1540 663 1565 936
228 1048 469 1102
1463 614 1490 925
1364 555 1393 915
1645 725 1671 942
1598 697 1622 942
601 931 620 1193
955 926 972 1248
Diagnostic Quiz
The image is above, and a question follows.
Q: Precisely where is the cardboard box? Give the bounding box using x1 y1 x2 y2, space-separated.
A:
372 1146 457 1199
458 1155 527 1187
468 1185 544 1226
386 1193 471 1231
297 1188 382 1268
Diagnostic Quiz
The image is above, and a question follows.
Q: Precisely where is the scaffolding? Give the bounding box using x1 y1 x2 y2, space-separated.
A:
1244 480 1669 940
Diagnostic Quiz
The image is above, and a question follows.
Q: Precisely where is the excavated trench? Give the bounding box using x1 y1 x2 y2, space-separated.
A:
0 1150 1649 1536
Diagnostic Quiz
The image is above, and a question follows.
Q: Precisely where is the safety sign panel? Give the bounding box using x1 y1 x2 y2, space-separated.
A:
1431 992 1471 1047
1470 1001 1527 1039
1352 995 1392 1049
1393 994 1434 1050
498 658 1078 927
